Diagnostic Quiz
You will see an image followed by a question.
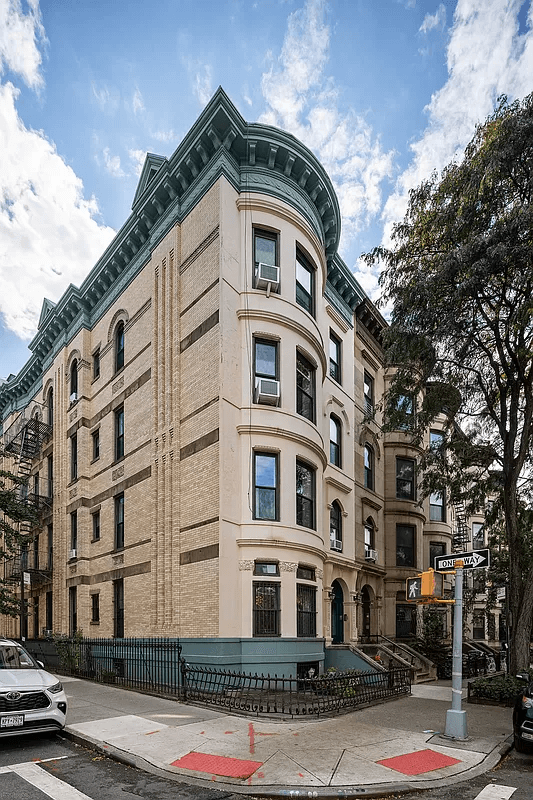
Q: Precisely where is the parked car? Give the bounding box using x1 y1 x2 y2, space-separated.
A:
0 638 67 737
513 671 533 753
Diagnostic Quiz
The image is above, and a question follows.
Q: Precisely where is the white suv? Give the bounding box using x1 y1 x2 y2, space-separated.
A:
0 638 67 737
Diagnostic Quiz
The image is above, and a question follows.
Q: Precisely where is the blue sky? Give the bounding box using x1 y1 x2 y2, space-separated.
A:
1 0 533 379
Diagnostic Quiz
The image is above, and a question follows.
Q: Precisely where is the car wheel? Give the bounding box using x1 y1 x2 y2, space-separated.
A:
514 732 531 753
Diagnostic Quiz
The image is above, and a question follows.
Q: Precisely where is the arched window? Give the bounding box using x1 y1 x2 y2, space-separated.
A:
330 501 342 551
364 518 376 560
330 415 341 467
47 388 53 426
115 322 125 372
70 360 78 400
364 444 374 490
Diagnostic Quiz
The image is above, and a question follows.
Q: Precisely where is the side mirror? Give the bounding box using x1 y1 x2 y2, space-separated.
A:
37 660 45 669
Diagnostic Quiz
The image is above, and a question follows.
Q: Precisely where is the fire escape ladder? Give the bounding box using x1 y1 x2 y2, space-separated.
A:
453 500 469 552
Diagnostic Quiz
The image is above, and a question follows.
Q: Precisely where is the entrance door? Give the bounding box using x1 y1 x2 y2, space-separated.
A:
362 586 371 639
331 580 344 644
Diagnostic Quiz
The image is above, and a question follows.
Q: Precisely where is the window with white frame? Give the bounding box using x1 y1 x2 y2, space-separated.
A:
429 491 445 522
330 501 342 551
330 415 341 467
396 457 416 500
295 249 314 315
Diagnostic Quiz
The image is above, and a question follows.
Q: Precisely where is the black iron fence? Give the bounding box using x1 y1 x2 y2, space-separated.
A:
23 637 411 718
182 665 411 718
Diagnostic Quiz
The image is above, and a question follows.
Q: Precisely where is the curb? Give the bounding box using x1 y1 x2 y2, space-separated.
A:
60 726 513 799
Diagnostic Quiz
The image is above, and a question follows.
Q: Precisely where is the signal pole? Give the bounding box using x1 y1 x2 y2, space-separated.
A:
444 559 468 739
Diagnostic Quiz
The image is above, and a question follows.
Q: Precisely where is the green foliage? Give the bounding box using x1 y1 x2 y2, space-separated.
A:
469 674 525 705
53 630 84 674
0 465 39 617
416 608 447 660
364 93 533 672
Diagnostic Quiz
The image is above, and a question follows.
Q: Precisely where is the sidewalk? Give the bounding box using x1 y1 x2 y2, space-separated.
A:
59 675 514 798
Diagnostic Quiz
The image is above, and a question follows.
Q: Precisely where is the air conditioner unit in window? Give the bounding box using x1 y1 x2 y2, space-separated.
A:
68 549 77 560
365 549 378 562
331 539 343 552
69 392 78 403
255 262 280 291
42 629 53 637
255 377 280 405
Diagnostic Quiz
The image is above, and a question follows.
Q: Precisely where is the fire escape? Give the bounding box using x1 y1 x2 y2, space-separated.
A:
2 410 53 589
452 500 470 553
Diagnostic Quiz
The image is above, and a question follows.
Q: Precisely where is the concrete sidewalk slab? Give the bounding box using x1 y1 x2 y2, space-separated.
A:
60 676 514 797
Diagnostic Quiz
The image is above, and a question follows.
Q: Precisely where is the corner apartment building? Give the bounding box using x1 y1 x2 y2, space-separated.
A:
0 89 499 675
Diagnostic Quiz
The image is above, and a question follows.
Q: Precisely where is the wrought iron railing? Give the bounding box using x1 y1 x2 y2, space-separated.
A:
22 637 411 718
182 665 411 718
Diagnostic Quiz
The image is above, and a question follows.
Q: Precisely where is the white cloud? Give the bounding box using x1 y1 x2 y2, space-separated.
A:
0 81 115 339
128 148 145 176
420 3 446 33
0 0 46 89
193 64 213 106
151 128 177 143
132 87 144 115
102 146 125 178
259 0 395 250
381 0 533 258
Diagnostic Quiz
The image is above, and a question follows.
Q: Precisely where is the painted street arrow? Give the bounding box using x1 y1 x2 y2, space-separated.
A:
434 548 490 571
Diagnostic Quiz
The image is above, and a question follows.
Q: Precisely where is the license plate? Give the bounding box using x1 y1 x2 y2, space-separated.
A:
1 715 24 728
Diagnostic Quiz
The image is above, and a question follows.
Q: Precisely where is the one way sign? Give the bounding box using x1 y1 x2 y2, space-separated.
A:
434 548 490 571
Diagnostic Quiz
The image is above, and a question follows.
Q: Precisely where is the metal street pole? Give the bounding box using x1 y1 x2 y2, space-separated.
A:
444 559 468 739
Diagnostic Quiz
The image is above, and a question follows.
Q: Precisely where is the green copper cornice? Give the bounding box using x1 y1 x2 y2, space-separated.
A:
0 87 358 416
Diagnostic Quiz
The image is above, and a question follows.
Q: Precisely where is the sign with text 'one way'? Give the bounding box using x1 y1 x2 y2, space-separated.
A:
434 549 490 571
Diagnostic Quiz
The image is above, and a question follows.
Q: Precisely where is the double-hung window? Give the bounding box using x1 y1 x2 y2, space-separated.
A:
364 519 375 558
296 351 315 422
364 444 374 490
396 457 415 500
254 229 277 270
330 416 341 467
92 429 100 461
472 522 484 550
115 322 125 372
92 510 101 542
364 372 374 417
253 562 280 637
296 460 315 529
297 584 317 637
330 501 342 550
93 349 100 380
70 433 78 482
254 337 279 403
396 524 415 567
70 511 77 554
115 406 124 461
329 332 341 383
296 250 314 315
114 493 124 550
429 491 445 522
253 452 278 520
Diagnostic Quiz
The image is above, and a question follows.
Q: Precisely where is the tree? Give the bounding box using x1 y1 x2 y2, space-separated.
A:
365 93 533 673
0 467 37 618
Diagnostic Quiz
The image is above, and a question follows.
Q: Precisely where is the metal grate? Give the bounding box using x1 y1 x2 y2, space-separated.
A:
0 691 50 712
182 665 411 718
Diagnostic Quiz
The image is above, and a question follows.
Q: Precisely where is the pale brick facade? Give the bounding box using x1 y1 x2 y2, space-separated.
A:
0 90 500 674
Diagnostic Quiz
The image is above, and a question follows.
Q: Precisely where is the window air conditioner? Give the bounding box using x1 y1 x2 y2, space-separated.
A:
255 377 280 406
42 629 53 637
331 539 343 552
365 549 378 562
68 549 77 560
255 263 280 291
69 392 78 403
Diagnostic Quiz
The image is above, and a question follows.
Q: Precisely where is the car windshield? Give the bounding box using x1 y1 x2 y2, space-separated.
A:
0 644 37 669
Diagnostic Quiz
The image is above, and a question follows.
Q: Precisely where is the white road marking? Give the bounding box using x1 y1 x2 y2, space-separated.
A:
0 760 93 799
474 784 517 800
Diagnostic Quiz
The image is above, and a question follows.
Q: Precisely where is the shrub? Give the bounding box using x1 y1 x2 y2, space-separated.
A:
469 674 524 705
